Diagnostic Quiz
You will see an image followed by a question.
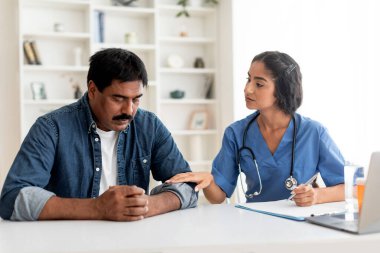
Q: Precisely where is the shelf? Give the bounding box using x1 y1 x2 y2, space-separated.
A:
160 99 216 104
93 43 156 51
158 5 216 17
24 99 77 105
92 5 155 17
159 36 215 44
159 68 215 74
23 0 90 10
171 129 217 136
23 32 91 40
23 65 88 72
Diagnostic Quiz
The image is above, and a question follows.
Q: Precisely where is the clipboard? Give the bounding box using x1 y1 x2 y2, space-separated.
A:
235 200 345 221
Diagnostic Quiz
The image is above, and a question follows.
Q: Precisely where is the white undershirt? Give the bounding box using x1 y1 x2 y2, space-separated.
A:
97 128 118 195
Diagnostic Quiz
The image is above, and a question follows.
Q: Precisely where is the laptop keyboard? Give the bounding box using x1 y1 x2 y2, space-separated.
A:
334 212 359 220
330 213 359 232
331 220 358 231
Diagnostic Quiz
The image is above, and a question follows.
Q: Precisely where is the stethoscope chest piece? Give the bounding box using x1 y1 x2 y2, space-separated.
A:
285 176 297 190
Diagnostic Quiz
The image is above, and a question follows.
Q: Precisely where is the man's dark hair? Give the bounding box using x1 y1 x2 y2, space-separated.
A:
87 48 148 92
252 51 303 115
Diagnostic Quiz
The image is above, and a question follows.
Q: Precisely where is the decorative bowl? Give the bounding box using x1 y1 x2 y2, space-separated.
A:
170 90 185 99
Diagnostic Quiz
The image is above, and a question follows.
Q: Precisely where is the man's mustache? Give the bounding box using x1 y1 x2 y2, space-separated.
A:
112 114 133 121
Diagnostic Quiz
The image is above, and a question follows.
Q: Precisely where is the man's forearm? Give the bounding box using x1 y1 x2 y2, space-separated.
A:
39 187 180 221
39 196 99 220
145 191 181 218
150 182 198 209
40 193 180 220
25 185 182 221
39 185 148 221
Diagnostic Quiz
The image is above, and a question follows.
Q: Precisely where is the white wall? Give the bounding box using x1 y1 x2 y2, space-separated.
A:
231 0 380 168
0 0 20 185
218 0 234 130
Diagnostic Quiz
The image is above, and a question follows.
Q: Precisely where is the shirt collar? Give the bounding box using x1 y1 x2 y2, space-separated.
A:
78 92 97 134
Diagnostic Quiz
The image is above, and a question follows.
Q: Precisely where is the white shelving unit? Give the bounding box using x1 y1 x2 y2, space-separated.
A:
18 0 91 135
18 0 220 202
157 1 219 180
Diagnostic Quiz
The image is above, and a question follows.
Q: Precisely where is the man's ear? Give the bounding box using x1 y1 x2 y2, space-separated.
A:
88 81 96 99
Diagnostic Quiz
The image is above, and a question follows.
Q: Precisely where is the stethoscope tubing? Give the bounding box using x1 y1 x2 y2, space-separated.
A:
237 112 297 198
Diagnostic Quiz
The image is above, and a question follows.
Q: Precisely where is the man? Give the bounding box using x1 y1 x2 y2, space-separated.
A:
0 48 197 221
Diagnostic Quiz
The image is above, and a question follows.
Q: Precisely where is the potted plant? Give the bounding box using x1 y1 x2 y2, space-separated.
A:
176 0 219 17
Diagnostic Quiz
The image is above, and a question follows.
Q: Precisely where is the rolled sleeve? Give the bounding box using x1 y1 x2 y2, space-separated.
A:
150 183 198 209
10 187 55 221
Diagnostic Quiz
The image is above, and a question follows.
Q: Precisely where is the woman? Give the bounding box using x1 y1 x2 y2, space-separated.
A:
167 51 345 206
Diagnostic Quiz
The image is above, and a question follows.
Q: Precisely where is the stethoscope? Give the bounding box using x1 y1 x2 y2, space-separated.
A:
237 112 297 198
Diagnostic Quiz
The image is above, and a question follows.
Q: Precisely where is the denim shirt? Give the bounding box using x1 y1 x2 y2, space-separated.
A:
0 93 197 220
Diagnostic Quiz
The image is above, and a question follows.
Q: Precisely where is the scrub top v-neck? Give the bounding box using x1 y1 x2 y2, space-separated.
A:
211 111 344 202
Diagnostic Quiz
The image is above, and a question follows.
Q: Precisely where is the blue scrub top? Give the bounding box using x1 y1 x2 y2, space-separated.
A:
212 111 345 202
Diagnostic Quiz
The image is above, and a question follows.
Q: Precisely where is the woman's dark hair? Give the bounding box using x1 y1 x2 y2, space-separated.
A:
252 51 303 115
87 48 148 92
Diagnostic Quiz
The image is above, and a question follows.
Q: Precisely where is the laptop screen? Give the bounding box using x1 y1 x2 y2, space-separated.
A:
306 152 380 234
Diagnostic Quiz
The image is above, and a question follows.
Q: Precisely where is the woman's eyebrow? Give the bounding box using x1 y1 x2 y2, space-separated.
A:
253 76 267 82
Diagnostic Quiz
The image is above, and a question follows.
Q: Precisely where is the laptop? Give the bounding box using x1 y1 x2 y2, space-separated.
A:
306 152 380 234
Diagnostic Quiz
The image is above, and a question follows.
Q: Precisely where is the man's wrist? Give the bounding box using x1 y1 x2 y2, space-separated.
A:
145 191 180 218
91 197 103 220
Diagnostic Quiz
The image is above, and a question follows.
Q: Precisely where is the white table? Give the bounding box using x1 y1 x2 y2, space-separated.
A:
1 204 379 253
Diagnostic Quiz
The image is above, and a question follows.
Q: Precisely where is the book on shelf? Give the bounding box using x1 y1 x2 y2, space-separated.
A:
93 11 105 43
23 40 42 65
23 40 36 65
29 40 42 65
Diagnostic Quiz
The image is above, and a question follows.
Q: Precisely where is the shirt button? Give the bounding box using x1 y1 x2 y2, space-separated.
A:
143 159 147 164
92 124 96 129
96 167 100 172
95 138 99 142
